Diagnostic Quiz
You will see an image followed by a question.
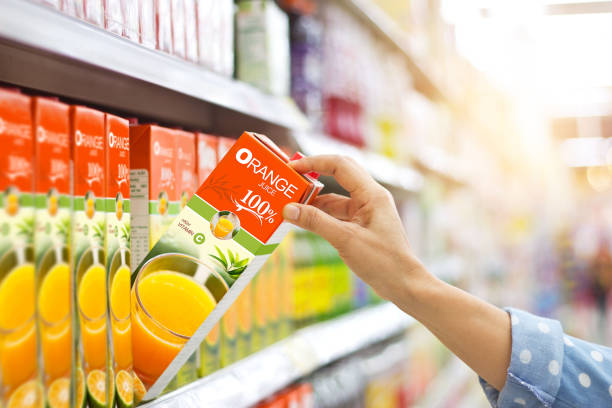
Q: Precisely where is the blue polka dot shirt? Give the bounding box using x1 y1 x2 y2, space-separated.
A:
480 308 612 407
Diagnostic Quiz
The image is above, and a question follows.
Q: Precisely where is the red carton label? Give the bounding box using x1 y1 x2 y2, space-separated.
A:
106 114 130 200
71 106 105 197
196 133 217 185
175 130 196 208
33 98 70 195
0 89 32 192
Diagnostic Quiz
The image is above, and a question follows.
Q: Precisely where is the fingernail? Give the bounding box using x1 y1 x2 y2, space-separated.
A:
283 204 300 221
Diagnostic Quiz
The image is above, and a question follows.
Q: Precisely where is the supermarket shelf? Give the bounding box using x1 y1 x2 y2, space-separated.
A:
0 0 309 135
412 145 468 186
294 132 425 193
141 303 413 408
337 0 449 103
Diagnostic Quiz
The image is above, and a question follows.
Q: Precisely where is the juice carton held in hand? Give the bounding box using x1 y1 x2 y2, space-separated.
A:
131 132 322 400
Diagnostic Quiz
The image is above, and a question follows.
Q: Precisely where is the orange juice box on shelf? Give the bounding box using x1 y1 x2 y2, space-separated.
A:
0 89 38 408
32 97 72 408
216 136 235 161
235 281 253 360
175 130 197 211
129 124 177 268
104 114 135 407
195 133 217 186
70 106 108 408
130 132 322 401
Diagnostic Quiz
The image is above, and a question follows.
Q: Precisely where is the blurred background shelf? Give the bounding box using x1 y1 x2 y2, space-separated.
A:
294 132 425 194
140 303 413 408
337 0 450 103
0 0 309 138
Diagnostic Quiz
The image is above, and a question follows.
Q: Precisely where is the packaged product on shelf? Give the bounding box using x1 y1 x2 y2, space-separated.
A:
251 260 268 351
104 114 134 407
85 0 104 26
122 0 140 42
140 0 157 49
310 235 332 321
184 0 198 62
129 125 177 268
70 106 108 408
290 13 323 124
220 297 239 367
157 0 173 53
196 0 215 69
196 133 218 186
216 136 235 161
175 130 197 210
130 131 322 400
291 231 315 328
236 0 290 96
198 321 221 377
105 0 124 35
219 0 235 77
171 0 187 59
277 231 294 338
0 89 38 408
264 252 281 344
234 281 253 359
62 0 85 18
32 97 72 408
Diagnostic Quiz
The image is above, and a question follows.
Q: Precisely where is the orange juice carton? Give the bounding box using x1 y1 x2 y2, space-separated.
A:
171 0 187 59
70 106 108 408
216 136 235 161
140 0 156 49
129 124 177 269
131 131 322 400
196 133 217 186
85 0 104 27
175 130 196 211
104 114 135 407
0 89 38 408
157 0 173 53
32 97 72 408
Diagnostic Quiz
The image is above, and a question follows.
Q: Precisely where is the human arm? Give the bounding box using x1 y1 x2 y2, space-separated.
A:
282 155 511 390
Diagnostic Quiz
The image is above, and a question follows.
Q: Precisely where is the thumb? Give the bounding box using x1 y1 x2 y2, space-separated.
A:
283 203 346 246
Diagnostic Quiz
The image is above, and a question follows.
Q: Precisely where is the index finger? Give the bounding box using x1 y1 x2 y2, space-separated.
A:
290 155 378 194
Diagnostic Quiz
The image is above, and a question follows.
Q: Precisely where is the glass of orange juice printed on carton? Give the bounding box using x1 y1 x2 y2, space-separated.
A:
130 132 322 401
105 114 135 407
32 97 72 408
0 89 39 408
70 105 109 408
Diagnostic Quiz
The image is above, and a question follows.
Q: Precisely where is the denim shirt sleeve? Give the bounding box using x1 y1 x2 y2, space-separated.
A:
479 308 612 408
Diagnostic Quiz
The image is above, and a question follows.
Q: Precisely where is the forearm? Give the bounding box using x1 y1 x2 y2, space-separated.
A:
390 267 511 390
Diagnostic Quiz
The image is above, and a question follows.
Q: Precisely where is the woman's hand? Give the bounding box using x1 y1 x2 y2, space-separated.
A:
283 155 511 391
282 155 430 304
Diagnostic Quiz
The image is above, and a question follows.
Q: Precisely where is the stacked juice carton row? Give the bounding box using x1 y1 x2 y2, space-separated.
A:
0 87 134 408
0 85 378 407
33 0 234 76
